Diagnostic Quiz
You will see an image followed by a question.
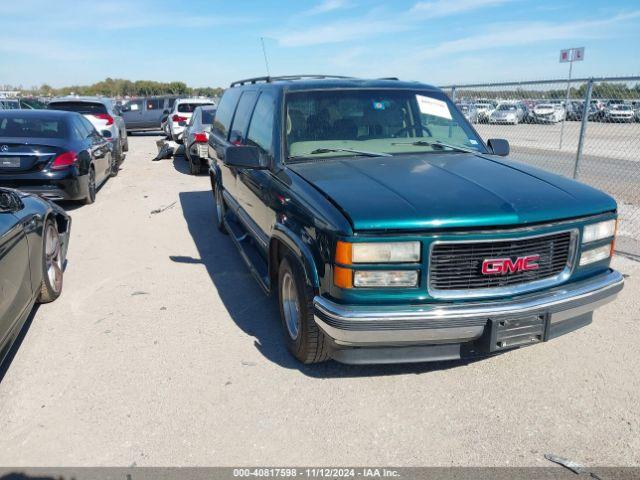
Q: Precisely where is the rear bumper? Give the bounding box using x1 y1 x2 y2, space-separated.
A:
0 176 87 201
313 270 624 364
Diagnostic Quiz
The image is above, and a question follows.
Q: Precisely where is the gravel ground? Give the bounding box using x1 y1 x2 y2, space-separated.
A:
0 134 638 467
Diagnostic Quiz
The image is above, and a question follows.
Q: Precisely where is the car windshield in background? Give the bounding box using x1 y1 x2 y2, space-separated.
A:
202 110 216 124
0 116 67 138
1 100 21 110
285 89 484 160
497 104 516 111
49 101 107 114
178 103 214 113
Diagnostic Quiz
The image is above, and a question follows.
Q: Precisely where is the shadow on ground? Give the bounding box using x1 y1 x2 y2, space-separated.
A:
174 190 485 378
0 305 39 384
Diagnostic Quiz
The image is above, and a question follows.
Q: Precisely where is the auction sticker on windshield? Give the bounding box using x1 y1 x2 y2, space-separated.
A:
417 95 452 120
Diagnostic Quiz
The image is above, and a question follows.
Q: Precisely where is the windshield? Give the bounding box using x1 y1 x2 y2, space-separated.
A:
497 104 516 111
285 89 484 160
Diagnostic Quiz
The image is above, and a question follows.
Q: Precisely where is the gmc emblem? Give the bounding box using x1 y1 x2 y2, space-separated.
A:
481 255 540 275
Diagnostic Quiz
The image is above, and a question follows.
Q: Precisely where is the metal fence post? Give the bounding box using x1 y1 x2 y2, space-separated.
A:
451 86 456 102
574 78 593 179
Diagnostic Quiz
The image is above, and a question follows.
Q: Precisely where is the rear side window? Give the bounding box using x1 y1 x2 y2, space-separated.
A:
0 116 68 138
49 101 107 115
147 99 163 110
202 109 216 124
79 116 97 136
228 91 259 143
213 89 242 138
247 92 276 155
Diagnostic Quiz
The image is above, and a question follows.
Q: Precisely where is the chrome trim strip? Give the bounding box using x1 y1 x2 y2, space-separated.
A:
313 270 623 345
0 152 53 156
427 228 579 300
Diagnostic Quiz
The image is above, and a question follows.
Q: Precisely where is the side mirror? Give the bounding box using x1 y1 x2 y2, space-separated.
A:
101 130 113 139
487 138 510 156
163 109 169 114
224 145 267 169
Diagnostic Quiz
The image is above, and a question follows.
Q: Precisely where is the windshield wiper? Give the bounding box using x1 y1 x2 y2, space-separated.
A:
288 147 392 161
391 139 480 155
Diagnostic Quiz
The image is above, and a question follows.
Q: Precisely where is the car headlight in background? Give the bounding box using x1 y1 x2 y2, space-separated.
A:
336 241 421 264
580 243 613 266
353 270 419 288
582 219 617 243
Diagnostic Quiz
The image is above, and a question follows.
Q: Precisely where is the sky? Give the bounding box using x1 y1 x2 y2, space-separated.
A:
1 0 639 89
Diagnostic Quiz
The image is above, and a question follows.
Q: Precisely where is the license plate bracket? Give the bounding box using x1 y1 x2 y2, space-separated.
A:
0 157 20 168
488 314 548 351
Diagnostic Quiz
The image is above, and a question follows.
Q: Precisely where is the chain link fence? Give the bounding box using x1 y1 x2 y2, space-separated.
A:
440 76 640 256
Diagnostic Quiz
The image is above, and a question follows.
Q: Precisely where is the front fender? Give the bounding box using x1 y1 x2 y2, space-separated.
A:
271 223 320 292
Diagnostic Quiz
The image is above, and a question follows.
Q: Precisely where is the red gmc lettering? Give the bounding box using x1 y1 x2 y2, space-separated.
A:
481 255 540 275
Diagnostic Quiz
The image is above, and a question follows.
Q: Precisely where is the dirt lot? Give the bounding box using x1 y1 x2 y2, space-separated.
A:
0 134 638 467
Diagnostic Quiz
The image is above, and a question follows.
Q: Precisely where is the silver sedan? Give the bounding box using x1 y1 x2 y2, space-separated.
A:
183 105 216 175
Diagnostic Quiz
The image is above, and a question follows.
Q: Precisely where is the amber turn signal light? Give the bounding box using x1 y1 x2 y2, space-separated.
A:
333 266 353 289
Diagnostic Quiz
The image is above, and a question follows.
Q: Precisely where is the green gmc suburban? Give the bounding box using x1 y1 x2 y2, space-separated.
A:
207 75 624 365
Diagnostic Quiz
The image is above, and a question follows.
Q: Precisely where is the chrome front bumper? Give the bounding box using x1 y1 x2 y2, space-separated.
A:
314 270 624 349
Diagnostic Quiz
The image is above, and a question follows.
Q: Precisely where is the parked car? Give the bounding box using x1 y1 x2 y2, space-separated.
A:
603 104 635 122
0 110 116 204
208 75 623 364
531 103 566 123
48 96 128 166
183 105 216 175
474 101 496 123
0 187 71 366
565 101 584 121
121 96 178 132
0 99 21 110
489 103 524 124
455 103 478 123
632 101 640 122
163 98 215 142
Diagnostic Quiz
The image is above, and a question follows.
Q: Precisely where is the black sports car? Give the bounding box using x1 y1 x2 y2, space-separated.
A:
0 110 116 204
0 187 71 365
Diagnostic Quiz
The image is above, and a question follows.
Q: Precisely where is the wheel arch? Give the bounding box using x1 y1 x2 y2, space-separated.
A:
269 224 320 295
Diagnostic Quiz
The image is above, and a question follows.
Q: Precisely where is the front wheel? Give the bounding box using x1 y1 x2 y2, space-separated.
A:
37 219 64 303
278 255 330 364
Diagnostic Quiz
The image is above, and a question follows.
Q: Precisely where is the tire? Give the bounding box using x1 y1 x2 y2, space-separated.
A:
110 152 119 177
122 135 129 152
213 182 227 234
278 255 330 364
83 166 96 205
188 154 200 175
37 219 63 303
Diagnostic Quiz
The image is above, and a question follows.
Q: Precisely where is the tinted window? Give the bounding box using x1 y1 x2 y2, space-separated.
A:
71 117 87 140
177 103 214 113
0 116 68 138
49 101 107 114
247 92 275 155
213 89 242 138
79 116 97 136
202 109 216 124
147 99 163 110
229 91 258 143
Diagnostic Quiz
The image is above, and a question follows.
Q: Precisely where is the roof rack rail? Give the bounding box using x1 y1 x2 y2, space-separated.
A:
230 75 353 88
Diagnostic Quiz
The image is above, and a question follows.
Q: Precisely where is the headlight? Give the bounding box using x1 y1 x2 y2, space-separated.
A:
337 241 421 264
580 243 612 266
582 219 616 244
353 270 418 288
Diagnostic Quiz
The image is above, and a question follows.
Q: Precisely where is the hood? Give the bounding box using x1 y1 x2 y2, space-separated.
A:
288 153 616 231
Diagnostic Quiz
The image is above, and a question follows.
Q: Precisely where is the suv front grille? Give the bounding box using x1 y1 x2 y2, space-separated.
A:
429 231 574 295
